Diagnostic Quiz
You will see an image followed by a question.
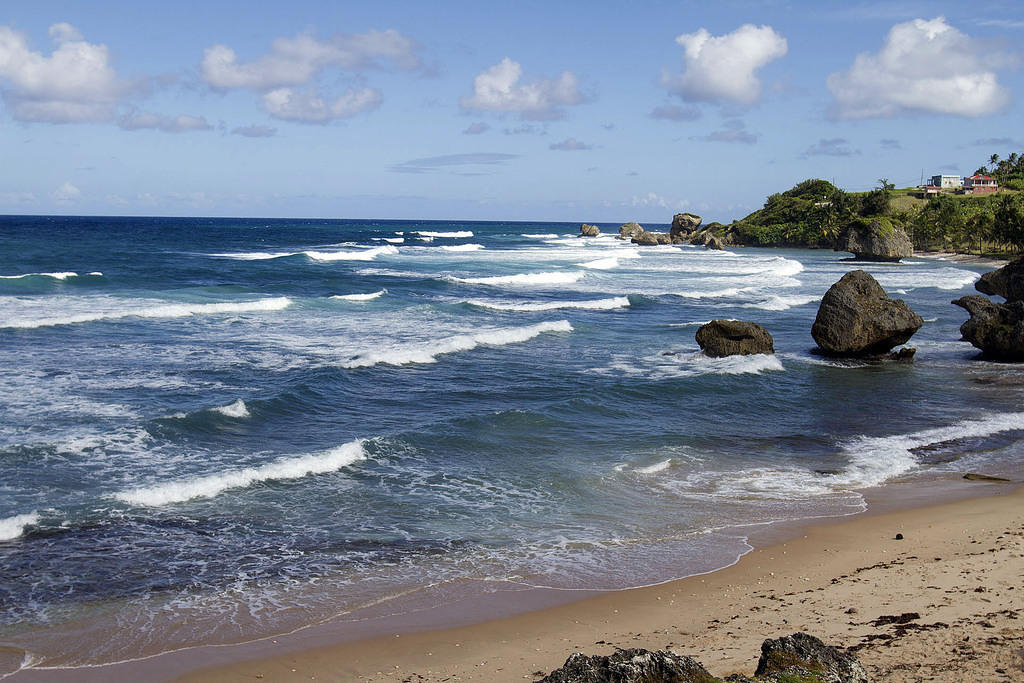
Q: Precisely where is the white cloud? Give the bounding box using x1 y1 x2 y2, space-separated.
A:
827 17 1011 119
460 57 584 120
463 121 490 134
201 30 420 91
631 192 688 210
262 87 381 123
549 137 591 151
663 24 787 105
52 181 81 203
232 124 277 138
649 104 701 121
119 110 213 132
802 138 860 157
0 23 126 122
694 119 758 144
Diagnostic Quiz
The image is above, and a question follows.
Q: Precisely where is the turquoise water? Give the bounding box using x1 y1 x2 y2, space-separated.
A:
1 215 1022 671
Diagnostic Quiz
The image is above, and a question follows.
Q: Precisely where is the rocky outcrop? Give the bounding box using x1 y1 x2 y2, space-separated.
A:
975 258 1024 302
835 219 912 262
952 295 1024 360
696 320 774 357
538 649 716 683
811 270 923 357
632 231 660 246
705 235 724 250
618 222 644 240
540 634 866 683
755 632 868 683
580 224 601 238
671 212 702 239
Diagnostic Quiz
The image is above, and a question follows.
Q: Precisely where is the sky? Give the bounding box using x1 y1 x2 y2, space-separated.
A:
1 0 1022 223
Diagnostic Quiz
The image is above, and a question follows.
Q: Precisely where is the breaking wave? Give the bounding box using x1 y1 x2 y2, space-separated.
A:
467 297 630 312
0 512 39 541
448 271 585 286
416 231 474 238
212 399 250 419
331 290 387 302
3 297 292 329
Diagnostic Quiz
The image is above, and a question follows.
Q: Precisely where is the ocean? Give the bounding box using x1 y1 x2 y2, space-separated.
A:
1 215 1022 675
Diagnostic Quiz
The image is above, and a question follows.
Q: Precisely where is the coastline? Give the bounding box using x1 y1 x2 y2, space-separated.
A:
11 476 1019 682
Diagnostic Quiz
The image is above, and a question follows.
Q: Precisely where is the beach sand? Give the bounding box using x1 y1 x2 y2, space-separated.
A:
165 480 1024 683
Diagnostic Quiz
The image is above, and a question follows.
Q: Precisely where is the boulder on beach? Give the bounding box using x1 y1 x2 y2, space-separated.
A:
671 212 702 238
952 295 1024 360
755 632 868 683
579 223 600 238
835 218 912 262
697 320 774 357
811 270 923 357
618 222 644 240
975 257 1024 302
538 648 715 683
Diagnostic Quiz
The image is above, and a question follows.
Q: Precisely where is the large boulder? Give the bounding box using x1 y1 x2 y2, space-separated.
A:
811 270 923 357
755 633 868 683
835 218 912 262
580 223 601 238
975 257 1024 302
953 295 1024 360
631 231 661 246
696 320 774 357
618 222 644 240
539 649 716 683
705 235 724 250
671 212 702 238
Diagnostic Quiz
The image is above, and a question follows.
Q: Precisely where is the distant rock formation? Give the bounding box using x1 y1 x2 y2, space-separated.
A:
618 222 644 240
952 295 1024 360
579 224 600 237
705 235 724 250
696 320 774 357
975 257 1024 302
632 231 660 246
671 212 702 239
835 218 912 262
811 270 923 357
539 633 867 683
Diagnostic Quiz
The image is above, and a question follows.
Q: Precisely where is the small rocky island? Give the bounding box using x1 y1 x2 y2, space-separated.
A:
954 258 1024 360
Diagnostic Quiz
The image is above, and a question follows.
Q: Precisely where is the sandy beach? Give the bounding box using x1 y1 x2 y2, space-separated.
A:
159 479 1024 683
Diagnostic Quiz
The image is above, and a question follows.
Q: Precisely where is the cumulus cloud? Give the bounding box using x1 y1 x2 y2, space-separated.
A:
663 24 787 105
694 119 758 144
827 17 1012 119
463 121 490 134
52 181 81 203
390 152 519 174
460 57 585 120
0 23 127 123
649 104 701 121
631 192 687 210
261 86 381 123
549 137 591 151
232 124 277 137
118 110 213 132
201 30 420 91
802 138 860 157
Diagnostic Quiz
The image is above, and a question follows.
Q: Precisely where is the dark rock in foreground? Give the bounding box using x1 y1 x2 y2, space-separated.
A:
697 320 774 357
811 270 923 357
975 257 1024 302
755 632 868 683
835 218 912 262
952 295 1024 360
580 224 601 237
538 648 717 683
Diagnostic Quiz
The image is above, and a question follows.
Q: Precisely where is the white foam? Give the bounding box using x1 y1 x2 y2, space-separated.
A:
840 412 1024 489
416 230 474 238
673 287 746 299
440 244 485 252
209 251 295 260
0 512 39 541
738 294 819 311
213 399 250 419
373 237 405 244
331 290 387 302
578 257 620 270
635 459 673 474
873 267 979 292
341 320 572 368
598 350 784 380
304 245 399 261
467 297 630 312
523 233 559 239
3 297 292 329
112 440 367 507
449 271 585 286
0 271 79 280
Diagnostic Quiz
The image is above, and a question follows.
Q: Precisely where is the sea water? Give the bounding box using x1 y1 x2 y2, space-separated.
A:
1 215 1022 673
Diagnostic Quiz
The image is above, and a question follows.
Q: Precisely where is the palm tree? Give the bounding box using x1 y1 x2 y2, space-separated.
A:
989 153 1000 173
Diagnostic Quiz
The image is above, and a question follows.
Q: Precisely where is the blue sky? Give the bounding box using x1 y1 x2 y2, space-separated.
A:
1 0 1022 222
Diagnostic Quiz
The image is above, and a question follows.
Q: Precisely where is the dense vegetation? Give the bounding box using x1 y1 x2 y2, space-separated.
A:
726 151 1024 255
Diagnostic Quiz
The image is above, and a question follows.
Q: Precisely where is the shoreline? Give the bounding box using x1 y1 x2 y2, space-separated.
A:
8 476 1020 682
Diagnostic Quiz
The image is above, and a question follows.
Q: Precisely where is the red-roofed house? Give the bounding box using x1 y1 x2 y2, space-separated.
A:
964 175 998 194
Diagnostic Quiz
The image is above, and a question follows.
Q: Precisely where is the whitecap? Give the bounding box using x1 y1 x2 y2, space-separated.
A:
303 245 399 261
373 237 405 244
331 290 387 302
440 244 485 252
467 297 629 312
213 399 250 419
3 297 292 329
578 257 620 270
0 271 79 280
738 295 818 311
448 271 585 286
416 230 474 238
635 459 673 474
0 512 39 541
341 320 572 368
523 233 559 239
672 287 746 299
112 440 367 507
